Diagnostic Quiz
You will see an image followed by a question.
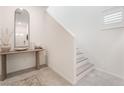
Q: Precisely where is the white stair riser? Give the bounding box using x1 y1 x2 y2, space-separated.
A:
77 57 88 63
76 55 87 59
76 59 89 68
76 66 94 81
76 48 94 82
77 52 84 55
76 53 85 57
77 63 93 76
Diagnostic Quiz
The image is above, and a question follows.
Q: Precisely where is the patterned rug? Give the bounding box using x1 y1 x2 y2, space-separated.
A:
0 67 70 86
1 75 43 86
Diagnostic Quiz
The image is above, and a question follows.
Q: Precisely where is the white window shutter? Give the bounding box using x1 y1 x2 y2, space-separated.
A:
102 7 124 30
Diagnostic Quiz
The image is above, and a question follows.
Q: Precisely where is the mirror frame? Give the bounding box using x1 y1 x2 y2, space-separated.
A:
14 8 30 50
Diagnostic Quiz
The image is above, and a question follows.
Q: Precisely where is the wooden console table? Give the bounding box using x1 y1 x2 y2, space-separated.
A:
0 49 44 81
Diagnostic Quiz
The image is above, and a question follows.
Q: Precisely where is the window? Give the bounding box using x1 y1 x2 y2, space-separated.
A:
102 7 124 30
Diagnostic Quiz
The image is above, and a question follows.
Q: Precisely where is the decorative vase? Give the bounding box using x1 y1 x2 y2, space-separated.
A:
1 44 11 52
0 27 12 52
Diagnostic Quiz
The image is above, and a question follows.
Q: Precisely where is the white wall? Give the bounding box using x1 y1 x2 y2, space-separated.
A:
0 6 76 84
48 6 124 79
0 6 47 73
45 13 76 84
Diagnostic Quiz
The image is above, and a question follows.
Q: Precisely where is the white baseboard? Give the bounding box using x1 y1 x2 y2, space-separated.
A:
48 65 73 85
95 67 124 81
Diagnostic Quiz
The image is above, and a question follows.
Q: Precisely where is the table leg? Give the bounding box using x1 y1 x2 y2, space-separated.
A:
36 51 40 70
1 55 7 81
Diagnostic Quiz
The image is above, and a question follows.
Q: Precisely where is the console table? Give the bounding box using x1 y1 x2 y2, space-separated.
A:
0 49 44 81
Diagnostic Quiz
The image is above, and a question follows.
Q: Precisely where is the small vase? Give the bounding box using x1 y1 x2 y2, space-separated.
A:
1 44 11 52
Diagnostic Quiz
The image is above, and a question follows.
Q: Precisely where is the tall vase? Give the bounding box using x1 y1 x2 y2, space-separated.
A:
1 27 11 52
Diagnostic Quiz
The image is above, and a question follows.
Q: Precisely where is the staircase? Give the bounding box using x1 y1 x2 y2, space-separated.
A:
76 48 94 82
47 8 95 84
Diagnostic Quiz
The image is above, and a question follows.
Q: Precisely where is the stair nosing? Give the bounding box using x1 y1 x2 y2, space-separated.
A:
76 64 94 76
77 58 88 63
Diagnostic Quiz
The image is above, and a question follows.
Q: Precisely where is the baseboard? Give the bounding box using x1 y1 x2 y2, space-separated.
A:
0 64 47 80
95 67 124 81
48 65 72 85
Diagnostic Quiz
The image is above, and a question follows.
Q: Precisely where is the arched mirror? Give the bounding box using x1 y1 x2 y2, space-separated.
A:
14 8 30 50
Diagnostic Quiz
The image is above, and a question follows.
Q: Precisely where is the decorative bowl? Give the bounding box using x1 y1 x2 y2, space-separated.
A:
14 48 28 51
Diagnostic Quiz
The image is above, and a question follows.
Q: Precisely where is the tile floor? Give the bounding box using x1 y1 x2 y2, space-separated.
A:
76 69 124 86
0 67 124 86
0 67 70 86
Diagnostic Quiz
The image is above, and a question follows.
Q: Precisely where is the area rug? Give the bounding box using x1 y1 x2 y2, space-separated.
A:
1 75 43 86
